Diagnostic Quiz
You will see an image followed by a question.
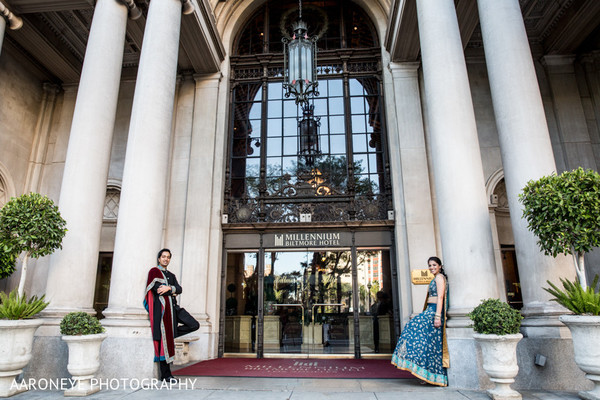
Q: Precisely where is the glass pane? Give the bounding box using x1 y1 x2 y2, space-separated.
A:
283 99 297 117
249 119 261 138
246 157 260 178
320 118 329 135
349 79 364 96
329 97 344 116
249 103 262 120
268 100 282 118
320 137 329 154
313 99 328 117
353 134 367 153
328 79 343 97
282 156 296 174
284 137 298 156
283 118 297 137
370 173 381 193
352 115 366 134
224 252 258 354
353 154 368 172
267 119 282 137
266 158 282 176
357 250 395 354
329 116 345 134
267 137 282 157
330 135 346 155
368 154 378 172
350 97 364 114
268 82 283 100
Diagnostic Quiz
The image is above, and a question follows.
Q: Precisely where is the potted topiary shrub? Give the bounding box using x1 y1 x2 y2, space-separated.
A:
520 167 600 400
0 192 66 397
468 298 524 400
60 312 107 396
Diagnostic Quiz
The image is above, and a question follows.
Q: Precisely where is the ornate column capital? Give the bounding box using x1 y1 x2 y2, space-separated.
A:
181 0 195 15
0 1 23 30
117 0 142 20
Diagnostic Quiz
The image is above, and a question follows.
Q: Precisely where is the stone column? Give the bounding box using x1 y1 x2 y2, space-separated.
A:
388 62 438 322
477 0 576 332
0 2 22 57
543 55 598 171
416 0 499 325
163 74 195 280
179 73 222 360
103 0 184 323
43 0 129 316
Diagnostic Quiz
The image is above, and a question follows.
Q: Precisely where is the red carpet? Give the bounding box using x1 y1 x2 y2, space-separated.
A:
174 358 415 379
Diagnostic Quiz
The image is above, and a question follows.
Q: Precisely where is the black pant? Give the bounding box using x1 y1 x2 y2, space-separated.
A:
174 305 200 338
159 306 199 380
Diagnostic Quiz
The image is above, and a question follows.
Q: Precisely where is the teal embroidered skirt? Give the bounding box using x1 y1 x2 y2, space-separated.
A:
391 304 448 386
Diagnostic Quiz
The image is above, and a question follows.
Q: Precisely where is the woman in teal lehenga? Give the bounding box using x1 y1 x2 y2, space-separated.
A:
391 256 449 386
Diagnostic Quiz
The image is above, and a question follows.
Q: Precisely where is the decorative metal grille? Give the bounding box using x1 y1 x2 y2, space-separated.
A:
226 4 390 225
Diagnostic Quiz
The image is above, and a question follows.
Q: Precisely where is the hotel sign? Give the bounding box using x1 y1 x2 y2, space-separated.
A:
265 232 352 248
411 269 434 285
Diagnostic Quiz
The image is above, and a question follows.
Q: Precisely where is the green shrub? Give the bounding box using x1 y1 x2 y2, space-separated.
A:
0 249 17 279
0 192 67 299
0 289 49 319
60 312 105 335
468 298 523 335
519 168 600 289
544 275 600 315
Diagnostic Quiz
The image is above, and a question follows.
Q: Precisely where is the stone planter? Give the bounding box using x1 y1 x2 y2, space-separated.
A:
0 319 43 398
473 332 523 400
559 315 600 400
62 332 108 396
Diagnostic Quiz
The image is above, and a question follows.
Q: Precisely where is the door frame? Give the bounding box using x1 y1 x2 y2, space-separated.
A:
219 228 397 359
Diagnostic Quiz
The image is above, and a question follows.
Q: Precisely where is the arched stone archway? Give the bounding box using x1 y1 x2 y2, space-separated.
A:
486 169 522 309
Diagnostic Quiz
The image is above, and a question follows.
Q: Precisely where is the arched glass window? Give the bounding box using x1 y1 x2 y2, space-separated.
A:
225 0 390 223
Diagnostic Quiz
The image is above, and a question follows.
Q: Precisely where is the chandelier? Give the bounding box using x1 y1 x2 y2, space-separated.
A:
282 0 321 167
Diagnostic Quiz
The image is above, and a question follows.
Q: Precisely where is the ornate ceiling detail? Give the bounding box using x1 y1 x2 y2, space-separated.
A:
3 0 224 84
386 0 600 62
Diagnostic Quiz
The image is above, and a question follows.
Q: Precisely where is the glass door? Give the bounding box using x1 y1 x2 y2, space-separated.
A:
221 248 397 357
264 251 353 357
223 252 258 355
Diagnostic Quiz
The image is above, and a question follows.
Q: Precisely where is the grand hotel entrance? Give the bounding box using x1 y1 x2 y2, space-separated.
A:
220 230 399 358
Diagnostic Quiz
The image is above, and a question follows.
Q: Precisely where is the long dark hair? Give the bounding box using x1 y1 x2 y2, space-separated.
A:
428 256 448 282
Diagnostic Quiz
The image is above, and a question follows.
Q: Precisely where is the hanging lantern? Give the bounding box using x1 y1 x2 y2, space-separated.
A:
298 104 320 166
282 0 318 106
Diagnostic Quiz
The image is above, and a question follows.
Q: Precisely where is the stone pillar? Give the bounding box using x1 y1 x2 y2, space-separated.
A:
164 74 195 279
477 0 575 332
0 2 23 57
179 73 222 360
388 62 438 322
24 83 61 194
43 0 129 316
416 0 499 325
542 55 598 171
103 0 184 322
100 0 185 380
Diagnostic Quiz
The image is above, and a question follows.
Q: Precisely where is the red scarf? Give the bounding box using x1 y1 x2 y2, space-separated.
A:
144 267 175 363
